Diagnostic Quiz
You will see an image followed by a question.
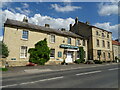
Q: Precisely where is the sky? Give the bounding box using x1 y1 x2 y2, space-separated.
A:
0 0 119 41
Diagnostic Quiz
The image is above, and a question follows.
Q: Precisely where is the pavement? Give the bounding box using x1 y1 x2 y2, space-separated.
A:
1 62 119 78
1 63 119 88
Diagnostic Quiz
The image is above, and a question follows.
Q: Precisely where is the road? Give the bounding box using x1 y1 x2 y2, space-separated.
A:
1 64 119 88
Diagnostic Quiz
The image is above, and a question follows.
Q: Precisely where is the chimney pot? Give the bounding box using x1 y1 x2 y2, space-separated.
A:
45 24 50 28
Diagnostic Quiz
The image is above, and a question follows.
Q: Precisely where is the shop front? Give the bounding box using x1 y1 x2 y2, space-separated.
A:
60 44 79 63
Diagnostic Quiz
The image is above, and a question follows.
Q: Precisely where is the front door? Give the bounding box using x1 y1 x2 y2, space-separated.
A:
65 52 73 63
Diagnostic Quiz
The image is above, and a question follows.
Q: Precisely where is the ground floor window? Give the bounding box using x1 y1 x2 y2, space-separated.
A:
58 51 62 58
20 46 27 58
50 49 55 58
108 53 110 58
103 52 105 59
77 51 80 59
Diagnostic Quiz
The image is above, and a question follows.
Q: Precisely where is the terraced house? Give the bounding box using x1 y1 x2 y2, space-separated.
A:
3 18 88 66
70 17 113 62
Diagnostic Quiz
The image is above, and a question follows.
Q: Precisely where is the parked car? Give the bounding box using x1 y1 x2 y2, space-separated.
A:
84 60 94 64
26 62 37 66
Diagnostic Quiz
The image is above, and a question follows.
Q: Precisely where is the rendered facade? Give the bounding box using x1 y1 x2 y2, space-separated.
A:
3 18 88 66
70 17 113 61
112 40 120 60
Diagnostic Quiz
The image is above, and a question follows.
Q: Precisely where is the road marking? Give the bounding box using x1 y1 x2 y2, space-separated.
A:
2 76 64 88
108 68 119 71
1 84 18 88
76 70 101 76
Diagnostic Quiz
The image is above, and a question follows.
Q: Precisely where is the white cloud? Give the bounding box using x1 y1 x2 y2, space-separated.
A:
21 3 29 8
2 9 75 30
0 36 3 41
94 22 119 39
51 4 81 12
98 2 118 16
15 7 30 16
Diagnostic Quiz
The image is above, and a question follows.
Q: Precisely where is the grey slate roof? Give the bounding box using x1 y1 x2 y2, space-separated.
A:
5 19 83 39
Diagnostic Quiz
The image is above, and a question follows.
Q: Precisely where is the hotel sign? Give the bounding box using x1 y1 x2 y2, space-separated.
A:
60 44 78 49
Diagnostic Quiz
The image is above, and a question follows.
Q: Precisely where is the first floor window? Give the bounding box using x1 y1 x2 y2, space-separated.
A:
50 49 55 58
22 30 28 40
20 46 27 58
83 40 85 46
96 39 99 47
68 37 71 44
76 39 80 46
50 35 55 43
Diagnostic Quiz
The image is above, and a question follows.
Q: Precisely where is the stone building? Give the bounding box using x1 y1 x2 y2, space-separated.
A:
112 40 120 60
3 18 88 67
70 17 113 61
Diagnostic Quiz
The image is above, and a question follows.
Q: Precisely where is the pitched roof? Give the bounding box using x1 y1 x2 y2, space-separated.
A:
78 21 112 33
4 19 83 39
112 40 120 46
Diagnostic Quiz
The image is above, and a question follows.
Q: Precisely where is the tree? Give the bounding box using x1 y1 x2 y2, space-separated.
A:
28 38 51 65
75 47 85 64
0 41 9 58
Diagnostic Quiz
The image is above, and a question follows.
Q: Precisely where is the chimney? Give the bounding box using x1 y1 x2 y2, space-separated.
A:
61 28 66 31
75 17 78 24
23 17 28 23
45 24 50 28
86 21 90 25
70 24 72 31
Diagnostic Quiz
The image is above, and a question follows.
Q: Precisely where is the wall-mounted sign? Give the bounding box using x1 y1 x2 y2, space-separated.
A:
60 44 78 49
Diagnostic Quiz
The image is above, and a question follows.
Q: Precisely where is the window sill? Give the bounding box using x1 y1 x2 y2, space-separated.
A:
20 57 27 59
21 38 28 41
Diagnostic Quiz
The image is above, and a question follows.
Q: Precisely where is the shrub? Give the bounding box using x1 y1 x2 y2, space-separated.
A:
0 41 9 58
0 68 8 71
94 60 102 64
28 38 50 65
75 59 85 64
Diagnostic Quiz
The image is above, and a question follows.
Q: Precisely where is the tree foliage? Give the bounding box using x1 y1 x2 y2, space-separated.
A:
28 39 51 65
75 47 85 64
0 41 9 58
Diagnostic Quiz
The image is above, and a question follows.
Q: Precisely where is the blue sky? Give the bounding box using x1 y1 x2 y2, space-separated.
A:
1 1 119 40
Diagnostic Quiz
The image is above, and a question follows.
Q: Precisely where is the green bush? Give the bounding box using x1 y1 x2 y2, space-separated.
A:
0 68 8 71
94 60 102 64
28 38 50 65
0 41 9 58
75 59 85 64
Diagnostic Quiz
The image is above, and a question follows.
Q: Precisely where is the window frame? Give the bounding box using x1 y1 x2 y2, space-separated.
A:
96 39 99 47
22 30 29 40
102 40 105 47
76 39 80 46
50 49 55 58
67 37 71 44
50 34 55 43
20 46 27 58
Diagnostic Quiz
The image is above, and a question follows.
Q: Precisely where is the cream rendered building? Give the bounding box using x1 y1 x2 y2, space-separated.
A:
3 18 88 66
70 17 113 61
112 40 120 60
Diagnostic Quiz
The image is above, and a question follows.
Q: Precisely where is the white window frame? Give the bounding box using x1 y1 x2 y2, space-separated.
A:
50 34 55 43
20 46 27 58
22 30 29 40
